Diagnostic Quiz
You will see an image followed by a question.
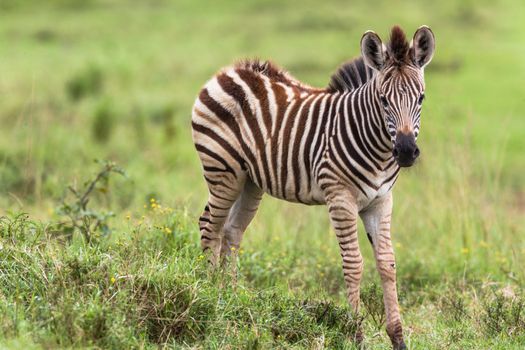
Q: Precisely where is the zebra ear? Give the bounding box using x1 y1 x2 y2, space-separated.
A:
410 26 435 68
360 31 387 71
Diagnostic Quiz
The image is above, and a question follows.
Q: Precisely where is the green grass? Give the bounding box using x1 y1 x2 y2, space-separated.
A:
0 0 524 348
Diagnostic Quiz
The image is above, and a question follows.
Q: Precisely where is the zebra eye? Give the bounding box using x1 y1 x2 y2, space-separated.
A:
418 93 425 105
380 96 389 108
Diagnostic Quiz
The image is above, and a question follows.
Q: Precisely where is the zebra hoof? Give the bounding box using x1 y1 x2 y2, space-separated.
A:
353 328 364 347
392 340 407 350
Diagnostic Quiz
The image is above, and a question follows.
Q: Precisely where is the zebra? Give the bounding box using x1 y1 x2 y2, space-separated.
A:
191 25 435 349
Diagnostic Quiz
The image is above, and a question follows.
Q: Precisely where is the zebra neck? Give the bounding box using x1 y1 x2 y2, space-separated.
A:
334 79 396 170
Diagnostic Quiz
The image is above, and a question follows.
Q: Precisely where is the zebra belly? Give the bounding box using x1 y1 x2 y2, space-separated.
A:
264 187 326 205
250 173 326 205
244 154 326 205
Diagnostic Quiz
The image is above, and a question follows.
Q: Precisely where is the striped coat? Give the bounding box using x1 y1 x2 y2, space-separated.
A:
192 26 435 350
193 58 398 207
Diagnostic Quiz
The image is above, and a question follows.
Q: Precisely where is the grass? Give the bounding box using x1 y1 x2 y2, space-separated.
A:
0 0 524 348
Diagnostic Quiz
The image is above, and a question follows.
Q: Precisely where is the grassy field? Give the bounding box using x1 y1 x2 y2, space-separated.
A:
0 0 524 349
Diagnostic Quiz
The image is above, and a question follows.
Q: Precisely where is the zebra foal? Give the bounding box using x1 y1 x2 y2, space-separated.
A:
191 25 435 349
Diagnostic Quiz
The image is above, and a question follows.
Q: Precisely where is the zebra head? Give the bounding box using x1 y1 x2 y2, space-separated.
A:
360 26 435 167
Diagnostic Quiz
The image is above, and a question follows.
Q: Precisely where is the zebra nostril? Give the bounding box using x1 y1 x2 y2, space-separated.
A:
392 148 399 158
413 147 420 158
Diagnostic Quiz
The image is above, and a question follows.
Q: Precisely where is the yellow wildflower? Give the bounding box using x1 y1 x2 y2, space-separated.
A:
461 248 469 255
110 277 116 284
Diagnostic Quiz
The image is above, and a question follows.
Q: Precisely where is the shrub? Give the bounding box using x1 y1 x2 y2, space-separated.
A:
92 99 116 144
55 160 126 243
481 289 525 336
66 65 104 101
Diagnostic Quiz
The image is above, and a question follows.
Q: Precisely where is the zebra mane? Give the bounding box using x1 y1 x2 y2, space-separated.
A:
233 59 320 91
389 26 411 65
234 59 294 85
327 57 375 93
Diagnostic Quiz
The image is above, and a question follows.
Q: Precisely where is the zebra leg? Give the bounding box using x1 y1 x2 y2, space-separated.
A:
360 192 405 350
200 173 246 266
220 179 263 260
198 204 211 233
326 191 364 343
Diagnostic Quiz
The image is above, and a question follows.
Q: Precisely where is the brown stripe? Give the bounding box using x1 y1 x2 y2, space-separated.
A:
236 70 274 193
279 91 302 199
291 95 317 202
237 70 272 138
302 95 323 194
198 88 239 137
269 82 288 196
217 73 264 186
192 122 245 170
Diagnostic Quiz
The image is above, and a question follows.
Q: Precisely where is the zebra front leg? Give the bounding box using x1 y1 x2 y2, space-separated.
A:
327 193 364 344
360 192 406 350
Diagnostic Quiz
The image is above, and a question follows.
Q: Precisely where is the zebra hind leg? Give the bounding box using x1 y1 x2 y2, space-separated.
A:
220 179 263 268
199 175 245 266
198 204 211 233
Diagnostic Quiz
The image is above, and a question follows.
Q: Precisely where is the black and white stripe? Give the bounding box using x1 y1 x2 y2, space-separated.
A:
191 25 435 350
192 61 410 206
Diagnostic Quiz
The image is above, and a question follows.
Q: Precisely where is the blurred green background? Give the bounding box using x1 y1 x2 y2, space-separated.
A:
0 0 524 348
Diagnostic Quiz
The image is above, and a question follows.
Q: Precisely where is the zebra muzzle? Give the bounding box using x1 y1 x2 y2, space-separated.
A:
393 132 419 167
